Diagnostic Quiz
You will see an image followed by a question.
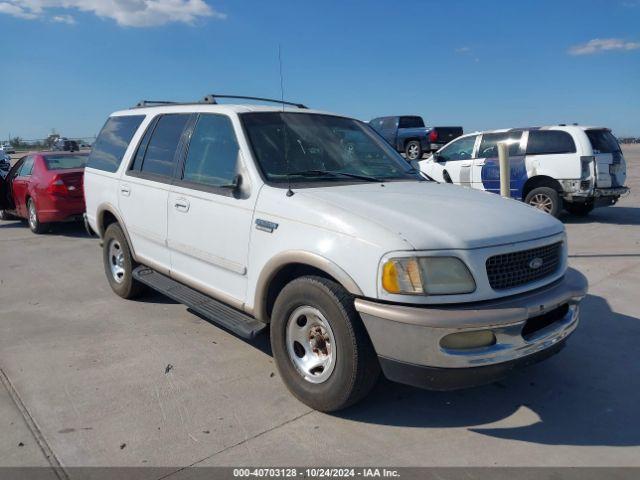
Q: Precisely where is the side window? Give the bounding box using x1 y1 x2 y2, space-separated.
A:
370 118 384 131
526 130 576 155
182 114 239 188
140 114 190 177
130 117 158 172
398 116 425 129
18 156 34 176
381 117 396 130
478 131 523 158
87 115 145 172
438 135 477 161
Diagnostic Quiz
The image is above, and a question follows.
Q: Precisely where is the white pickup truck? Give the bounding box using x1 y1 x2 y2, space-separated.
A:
84 96 588 412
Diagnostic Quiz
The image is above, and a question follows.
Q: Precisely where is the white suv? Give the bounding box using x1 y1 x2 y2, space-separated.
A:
419 125 629 217
84 96 588 411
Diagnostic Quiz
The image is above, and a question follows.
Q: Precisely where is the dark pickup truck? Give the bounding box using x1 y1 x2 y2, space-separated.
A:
369 116 463 160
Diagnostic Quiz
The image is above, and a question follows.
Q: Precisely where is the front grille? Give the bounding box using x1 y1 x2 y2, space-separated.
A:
486 242 562 290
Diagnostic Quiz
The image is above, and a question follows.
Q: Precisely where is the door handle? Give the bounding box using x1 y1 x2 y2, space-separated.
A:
461 162 471 167
174 198 190 212
120 184 131 196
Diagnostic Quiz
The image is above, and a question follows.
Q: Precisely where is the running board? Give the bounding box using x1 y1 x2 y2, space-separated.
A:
132 267 266 339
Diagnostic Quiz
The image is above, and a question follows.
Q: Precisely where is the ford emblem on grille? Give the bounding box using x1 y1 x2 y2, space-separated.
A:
529 257 544 269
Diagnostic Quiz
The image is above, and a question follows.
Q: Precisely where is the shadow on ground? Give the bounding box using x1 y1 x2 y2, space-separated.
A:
561 206 640 226
336 294 639 447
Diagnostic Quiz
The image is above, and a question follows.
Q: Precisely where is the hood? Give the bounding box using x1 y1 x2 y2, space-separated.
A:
299 181 564 250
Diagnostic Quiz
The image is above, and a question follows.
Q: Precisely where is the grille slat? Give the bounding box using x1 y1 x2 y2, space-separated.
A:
486 242 562 290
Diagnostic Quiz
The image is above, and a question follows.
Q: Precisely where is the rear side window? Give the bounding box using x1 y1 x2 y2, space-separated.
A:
140 114 190 177
87 115 145 172
18 156 34 176
526 130 576 155
182 114 239 188
586 129 621 154
381 117 397 130
44 155 87 170
478 131 523 157
399 116 425 129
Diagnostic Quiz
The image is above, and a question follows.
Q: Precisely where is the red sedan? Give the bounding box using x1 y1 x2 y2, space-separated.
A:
0 152 88 233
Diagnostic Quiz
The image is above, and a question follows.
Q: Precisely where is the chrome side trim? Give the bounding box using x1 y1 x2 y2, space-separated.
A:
167 240 247 275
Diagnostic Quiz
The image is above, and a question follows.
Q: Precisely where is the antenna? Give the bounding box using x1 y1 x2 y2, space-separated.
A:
279 44 294 197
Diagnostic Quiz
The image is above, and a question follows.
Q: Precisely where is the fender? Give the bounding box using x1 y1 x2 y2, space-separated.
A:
253 250 364 322
96 203 137 259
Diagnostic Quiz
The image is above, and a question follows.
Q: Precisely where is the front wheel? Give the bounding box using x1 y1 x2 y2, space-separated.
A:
525 187 562 217
565 201 594 216
27 198 49 234
270 276 380 412
405 140 423 161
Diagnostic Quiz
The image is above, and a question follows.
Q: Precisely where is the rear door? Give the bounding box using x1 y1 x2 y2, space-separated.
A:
120 113 191 272
471 130 526 197
524 130 578 190
167 113 256 305
585 129 626 188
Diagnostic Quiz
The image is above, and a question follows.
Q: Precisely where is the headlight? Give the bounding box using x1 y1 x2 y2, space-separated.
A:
382 257 476 295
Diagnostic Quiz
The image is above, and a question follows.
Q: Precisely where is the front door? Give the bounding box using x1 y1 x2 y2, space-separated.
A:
119 113 191 272
11 156 34 216
167 113 256 306
430 134 478 186
0 157 24 211
471 131 527 198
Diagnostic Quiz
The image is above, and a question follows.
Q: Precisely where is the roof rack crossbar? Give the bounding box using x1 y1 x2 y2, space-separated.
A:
134 100 181 108
201 94 307 109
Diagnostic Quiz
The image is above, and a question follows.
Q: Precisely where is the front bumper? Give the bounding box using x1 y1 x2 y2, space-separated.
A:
355 268 588 389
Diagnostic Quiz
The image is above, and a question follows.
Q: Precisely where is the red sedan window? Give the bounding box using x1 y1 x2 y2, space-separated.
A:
44 155 87 170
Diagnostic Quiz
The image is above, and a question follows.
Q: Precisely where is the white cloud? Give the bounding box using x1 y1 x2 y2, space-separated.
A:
51 13 74 24
568 38 640 55
0 0 225 27
455 46 471 54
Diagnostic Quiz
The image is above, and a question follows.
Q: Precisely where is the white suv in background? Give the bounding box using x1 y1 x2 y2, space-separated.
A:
84 96 587 411
419 125 629 217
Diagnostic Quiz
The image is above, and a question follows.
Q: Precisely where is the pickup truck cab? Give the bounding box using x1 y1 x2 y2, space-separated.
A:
370 115 463 161
84 96 587 411
419 125 629 217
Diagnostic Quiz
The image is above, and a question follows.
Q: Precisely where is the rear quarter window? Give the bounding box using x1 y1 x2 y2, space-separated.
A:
87 115 145 172
586 129 621 154
526 130 576 155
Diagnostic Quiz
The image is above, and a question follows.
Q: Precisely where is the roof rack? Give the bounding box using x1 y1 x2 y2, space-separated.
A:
201 94 307 109
134 100 181 108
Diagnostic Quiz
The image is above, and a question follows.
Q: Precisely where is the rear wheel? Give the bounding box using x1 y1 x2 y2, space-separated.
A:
0 210 16 221
102 223 145 299
405 140 423 161
27 198 49 234
525 187 561 217
565 201 594 216
270 276 380 412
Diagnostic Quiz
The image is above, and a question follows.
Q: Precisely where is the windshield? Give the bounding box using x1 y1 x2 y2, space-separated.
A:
241 112 419 184
586 129 621 154
44 154 87 170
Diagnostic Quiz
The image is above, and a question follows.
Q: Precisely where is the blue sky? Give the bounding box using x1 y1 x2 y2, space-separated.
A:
1 0 639 140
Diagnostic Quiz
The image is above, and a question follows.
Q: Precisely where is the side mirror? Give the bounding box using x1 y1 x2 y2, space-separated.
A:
221 174 242 192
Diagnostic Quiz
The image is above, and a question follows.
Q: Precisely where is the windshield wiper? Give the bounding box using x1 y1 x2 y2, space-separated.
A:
288 169 382 182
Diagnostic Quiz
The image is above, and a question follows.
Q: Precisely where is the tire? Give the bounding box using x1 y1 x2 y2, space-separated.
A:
27 198 49 234
524 187 562 217
405 140 423 161
102 223 145 299
0 210 16 220
270 276 380 412
565 201 594 216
